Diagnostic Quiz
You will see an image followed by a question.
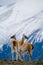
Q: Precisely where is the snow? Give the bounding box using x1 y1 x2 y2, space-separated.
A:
0 0 43 48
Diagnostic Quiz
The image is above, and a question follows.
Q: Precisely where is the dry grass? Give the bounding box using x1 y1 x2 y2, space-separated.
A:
0 60 43 65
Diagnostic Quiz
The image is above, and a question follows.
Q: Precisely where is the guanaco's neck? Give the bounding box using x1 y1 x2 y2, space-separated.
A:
21 36 25 45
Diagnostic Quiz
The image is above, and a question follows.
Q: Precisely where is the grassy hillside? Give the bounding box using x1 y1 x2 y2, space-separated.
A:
0 60 43 65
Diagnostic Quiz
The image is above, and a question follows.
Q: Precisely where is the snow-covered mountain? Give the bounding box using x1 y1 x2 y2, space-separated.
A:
0 0 43 46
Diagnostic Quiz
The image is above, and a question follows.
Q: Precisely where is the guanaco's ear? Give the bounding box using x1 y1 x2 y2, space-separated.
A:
23 34 28 39
11 34 16 39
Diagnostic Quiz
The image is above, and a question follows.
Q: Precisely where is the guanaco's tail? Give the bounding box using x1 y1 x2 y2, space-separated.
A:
32 44 34 50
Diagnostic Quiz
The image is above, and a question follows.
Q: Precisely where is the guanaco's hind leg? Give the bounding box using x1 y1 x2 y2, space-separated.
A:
28 50 32 61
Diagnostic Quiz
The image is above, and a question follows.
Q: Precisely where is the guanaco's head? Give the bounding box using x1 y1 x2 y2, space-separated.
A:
11 34 16 40
23 34 28 39
10 34 18 47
